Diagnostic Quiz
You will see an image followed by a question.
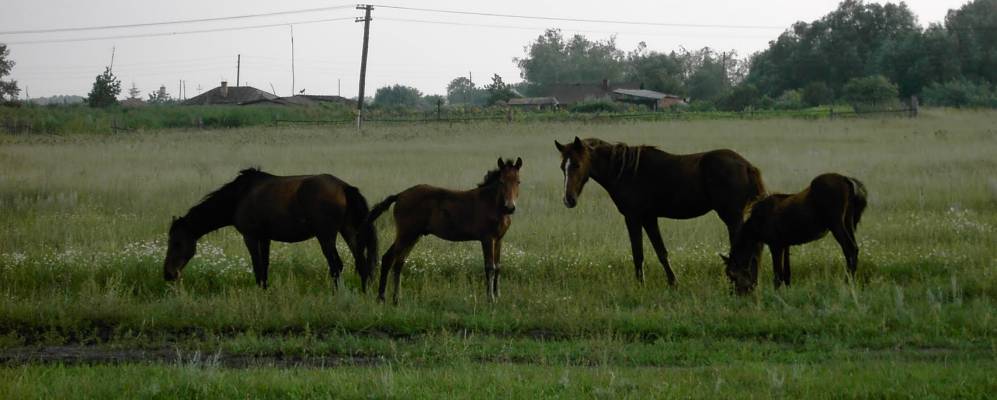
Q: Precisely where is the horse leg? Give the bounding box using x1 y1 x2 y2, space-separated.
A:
624 216 645 284
318 234 344 293
341 231 367 292
481 239 496 302
718 210 744 258
642 218 676 286
389 236 420 306
830 220 859 279
782 247 791 286
771 245 784 289
377 243 397 303
243 235 268 289
493 239 503 299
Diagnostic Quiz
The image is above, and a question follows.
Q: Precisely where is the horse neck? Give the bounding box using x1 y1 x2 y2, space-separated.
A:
182 197 237 239
588 146 630 186
472 183 504 210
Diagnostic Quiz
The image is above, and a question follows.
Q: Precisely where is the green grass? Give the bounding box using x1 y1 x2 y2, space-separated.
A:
0 108 995 396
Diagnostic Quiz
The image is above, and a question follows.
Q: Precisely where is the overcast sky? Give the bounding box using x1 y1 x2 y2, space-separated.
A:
1 0 970 99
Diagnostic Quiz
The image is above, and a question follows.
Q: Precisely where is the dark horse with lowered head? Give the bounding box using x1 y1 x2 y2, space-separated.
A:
555 137 765 286
722 173 867 294
164 168 378 292
367 158 522 304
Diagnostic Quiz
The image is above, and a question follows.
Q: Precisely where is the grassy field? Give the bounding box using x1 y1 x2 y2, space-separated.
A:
1 109 995 397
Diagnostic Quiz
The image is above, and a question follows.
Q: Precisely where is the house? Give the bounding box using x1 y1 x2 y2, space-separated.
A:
541 79 642 107
120 98 147 108
182 81 277 106
507 97 559 110
240 94 355 108
612 89 686 110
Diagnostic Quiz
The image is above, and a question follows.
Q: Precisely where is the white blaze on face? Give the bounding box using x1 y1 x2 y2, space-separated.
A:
563 158 571 196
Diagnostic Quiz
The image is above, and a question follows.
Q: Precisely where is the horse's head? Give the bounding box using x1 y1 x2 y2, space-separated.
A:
720 240 762 295
164 216 196 282
496 157 523 214
555 136 593 208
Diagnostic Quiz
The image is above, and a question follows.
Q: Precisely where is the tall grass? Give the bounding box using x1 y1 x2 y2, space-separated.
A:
0 109 994 395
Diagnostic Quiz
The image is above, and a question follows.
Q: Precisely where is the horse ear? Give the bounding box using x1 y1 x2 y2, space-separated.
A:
497 157 505 169
554 140 565 152
573 136 583 147
514 157 523 169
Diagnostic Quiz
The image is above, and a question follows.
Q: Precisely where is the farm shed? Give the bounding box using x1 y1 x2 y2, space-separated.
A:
241 95 355 108
183 81 277 106
542 79 641 106
507 97 559 110
612 89 686 110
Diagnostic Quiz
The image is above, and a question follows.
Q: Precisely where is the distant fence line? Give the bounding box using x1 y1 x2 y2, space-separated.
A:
0 105 917 135
272 106 918 128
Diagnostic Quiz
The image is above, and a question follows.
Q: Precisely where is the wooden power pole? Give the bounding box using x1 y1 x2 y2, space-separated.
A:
236 54 241 87
356 4 373 129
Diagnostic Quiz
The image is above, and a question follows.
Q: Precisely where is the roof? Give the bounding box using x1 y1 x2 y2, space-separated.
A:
240 94 355 107
542 81 641 104
120 98 147 107
183 85 277 106
508 97 559 106
612 89 682 100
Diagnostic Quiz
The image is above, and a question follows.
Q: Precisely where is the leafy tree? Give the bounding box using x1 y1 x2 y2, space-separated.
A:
147 85 172 104
127 83 141 100
446 76 487 106
0 44 20 102
745 1 921 97
802 82 834 107
373 84 422 108
843 75 899 110
945 0 997 84
515 29 625 87
774 89 804 110
625 42 686 95
720 84 760 111
686 51 728 102
421 94 446 110
87 66 121 108
922 79 996 107
485 74 517 105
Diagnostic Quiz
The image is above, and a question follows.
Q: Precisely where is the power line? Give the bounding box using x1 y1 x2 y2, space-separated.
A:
374 4 786 30
0 4 355 35
2 17 356 45
378 17 775 39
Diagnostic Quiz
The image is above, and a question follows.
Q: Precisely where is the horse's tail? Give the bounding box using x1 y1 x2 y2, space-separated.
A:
367 194 398 226
344 186 378 288
745 163 767 203
847 176 868 228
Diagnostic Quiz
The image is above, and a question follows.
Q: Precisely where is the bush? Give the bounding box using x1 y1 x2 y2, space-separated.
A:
843 75 899 111
569 98 622 113
720 84 760 111
775 90 804 110
921 80 997 108
802 82 834 107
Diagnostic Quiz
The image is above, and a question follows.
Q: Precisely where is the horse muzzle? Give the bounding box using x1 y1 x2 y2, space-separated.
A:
563 196 577 208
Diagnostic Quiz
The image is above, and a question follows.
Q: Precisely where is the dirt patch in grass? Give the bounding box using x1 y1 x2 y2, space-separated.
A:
0 346 384 369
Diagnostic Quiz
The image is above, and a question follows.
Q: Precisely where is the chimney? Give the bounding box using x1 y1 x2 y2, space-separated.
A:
601 79 609 91
220 81 229 97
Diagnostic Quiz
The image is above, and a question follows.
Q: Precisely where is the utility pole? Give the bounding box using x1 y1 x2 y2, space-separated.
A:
236 54 241 87
109 46 116 71
356 4 373 129
290 25 296 95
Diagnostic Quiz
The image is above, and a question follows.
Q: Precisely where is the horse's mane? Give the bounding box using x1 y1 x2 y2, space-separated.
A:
583 138 656 181
477 159 515 188
190 167 271 213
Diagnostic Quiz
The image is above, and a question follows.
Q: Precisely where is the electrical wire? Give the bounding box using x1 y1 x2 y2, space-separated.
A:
0 4 355 35
2 17 356 45
373 4 786 30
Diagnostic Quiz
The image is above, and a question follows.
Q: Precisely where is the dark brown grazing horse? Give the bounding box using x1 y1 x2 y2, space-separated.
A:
368 158 522 304
722 173 868 294
163 168 378 292
555 137 765 286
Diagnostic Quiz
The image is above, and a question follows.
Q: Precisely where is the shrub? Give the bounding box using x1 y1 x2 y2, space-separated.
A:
720 84 760 111
802 82 834 107
569 98 621 113
921 80 997 108
774 90 804 110
843 75 899 111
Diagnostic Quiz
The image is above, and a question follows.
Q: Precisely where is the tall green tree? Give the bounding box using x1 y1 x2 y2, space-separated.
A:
945 0 997 84
373 84 422 108
485 74 517 105
87 66 121 108
515 29 625 87
0 44 20 102
446 76 487 106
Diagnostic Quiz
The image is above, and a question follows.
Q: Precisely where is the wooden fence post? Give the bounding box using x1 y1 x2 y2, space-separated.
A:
910 95 919 118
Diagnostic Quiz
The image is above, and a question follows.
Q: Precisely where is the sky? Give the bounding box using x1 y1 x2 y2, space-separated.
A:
0 0 971 99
